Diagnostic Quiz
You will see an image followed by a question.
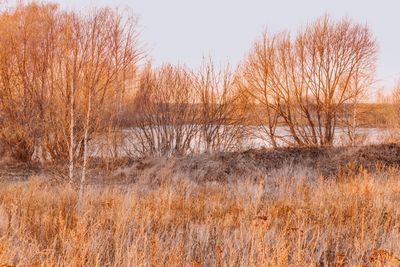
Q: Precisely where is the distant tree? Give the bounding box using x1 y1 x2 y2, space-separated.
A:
340 66 376 146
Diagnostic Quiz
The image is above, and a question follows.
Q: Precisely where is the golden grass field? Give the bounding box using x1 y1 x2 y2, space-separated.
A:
0 157 400 266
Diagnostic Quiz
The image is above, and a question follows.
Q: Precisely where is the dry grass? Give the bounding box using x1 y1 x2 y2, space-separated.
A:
111 144 400 185
0 164 400 266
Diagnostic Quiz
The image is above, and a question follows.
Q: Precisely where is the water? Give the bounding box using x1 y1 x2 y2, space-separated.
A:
88 126 393 158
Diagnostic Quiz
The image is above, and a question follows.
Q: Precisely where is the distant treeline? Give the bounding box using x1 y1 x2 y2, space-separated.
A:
118 102 398 128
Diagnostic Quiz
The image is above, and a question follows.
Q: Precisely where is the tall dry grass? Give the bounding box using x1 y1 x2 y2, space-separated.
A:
0 166 400 266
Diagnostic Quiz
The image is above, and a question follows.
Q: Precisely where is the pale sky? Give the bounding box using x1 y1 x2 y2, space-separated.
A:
6 0 400 91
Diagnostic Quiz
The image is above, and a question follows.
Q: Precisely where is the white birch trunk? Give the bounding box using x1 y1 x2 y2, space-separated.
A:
80 90 92 198
69 87 75 184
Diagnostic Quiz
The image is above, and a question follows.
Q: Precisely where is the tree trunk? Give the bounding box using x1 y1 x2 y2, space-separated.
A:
80 91 92 198
69 87 75 184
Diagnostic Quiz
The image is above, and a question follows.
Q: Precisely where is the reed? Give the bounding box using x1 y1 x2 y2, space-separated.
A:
0 167 399 266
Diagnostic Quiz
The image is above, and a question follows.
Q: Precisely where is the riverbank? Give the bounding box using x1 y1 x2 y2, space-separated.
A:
1 143 400 185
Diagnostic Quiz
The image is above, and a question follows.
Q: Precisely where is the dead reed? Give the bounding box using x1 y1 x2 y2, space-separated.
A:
0 165 400 266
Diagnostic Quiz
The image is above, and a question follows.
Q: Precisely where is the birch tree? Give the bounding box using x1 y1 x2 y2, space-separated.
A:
78 8 141 196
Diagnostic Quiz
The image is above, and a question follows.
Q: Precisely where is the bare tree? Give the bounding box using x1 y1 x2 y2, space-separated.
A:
296 16 377 146
242 16 378 147
195 59 246 152
126 64 198 157
237 32 280 148
0 3 61 162
384 81 400 142
78 8 141 195
340 67 375 146
0 3 142 190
